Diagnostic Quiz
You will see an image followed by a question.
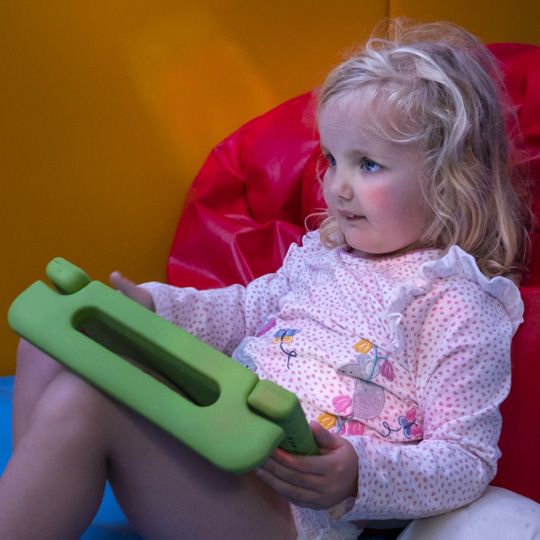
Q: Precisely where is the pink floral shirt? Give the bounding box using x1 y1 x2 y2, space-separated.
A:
142 232 523 538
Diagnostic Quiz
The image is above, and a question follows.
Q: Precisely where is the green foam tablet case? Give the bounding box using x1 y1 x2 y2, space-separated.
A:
8 258 318 472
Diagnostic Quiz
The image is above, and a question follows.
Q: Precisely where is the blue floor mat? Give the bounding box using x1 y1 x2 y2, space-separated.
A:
0 376 142 539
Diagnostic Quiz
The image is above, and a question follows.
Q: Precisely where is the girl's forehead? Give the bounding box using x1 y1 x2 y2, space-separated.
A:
319 96 390 141
318 95 424 162
319 93 394 136
318 91 422 150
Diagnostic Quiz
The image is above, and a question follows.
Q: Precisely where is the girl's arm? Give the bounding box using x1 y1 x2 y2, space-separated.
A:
257 280 514 522
110 267 291 356
340 281 513 520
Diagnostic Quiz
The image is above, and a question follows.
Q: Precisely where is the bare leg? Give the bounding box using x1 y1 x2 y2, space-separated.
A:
0 344 296 540
11 340 65 447
0 370 109 539
108 394 295 539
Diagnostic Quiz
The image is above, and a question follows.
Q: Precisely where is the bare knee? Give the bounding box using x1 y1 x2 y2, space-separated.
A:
16 339 65 382
12 340 68 445
29 370 115 451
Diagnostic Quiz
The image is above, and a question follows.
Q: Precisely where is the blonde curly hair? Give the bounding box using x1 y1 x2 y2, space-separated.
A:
316 20 532 283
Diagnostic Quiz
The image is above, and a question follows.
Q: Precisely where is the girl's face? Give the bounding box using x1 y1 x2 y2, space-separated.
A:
319 97 430 256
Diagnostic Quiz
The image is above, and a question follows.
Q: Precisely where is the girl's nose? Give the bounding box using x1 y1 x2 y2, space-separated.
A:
329 170 354 200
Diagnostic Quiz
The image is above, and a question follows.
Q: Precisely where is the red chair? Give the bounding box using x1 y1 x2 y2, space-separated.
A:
167 43 540 504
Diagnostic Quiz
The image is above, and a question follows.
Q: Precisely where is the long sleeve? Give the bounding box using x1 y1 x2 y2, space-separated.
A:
340 278 514 520
139 266 291 356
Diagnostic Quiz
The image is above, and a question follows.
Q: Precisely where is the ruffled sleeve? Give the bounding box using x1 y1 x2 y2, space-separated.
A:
383 246 523 353
417 246 523 333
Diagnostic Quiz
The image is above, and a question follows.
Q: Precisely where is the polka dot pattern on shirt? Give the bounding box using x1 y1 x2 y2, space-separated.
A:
141 232 522 533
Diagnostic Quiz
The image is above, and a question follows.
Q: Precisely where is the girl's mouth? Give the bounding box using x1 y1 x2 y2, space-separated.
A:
343 213 366 222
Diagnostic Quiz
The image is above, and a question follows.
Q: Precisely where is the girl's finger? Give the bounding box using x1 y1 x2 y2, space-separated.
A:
269 447 334 476
109 272 155 310
109 271 137 293
310 421 340 450
260 456 325 493
255 466 321 505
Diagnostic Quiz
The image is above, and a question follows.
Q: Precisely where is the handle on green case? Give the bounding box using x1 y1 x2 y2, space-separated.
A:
46 257 91 294
248 380 318 456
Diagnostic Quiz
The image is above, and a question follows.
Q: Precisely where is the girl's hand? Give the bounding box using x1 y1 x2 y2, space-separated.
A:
109 272 155 311
256 421 359 510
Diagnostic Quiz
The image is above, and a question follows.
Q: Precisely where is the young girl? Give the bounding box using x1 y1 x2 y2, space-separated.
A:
1 20 539 540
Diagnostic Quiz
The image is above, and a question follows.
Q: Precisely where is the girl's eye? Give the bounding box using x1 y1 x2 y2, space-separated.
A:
361 158 381 173
324 153 336 168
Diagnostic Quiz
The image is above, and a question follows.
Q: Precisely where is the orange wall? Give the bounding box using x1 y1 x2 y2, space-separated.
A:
1 1 538 374
0 1 385 374
391 0 540 45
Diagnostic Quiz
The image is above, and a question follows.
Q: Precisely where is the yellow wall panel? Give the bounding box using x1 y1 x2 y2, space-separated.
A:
390 0 540 45
0 1 386 374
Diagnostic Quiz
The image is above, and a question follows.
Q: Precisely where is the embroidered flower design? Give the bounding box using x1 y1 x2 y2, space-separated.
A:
319 411 365 436
332 395 352 414
398 408 423 439
353 338 373 354
272 328 299 344
272 328 299 369
381 409 423 439
347 342 396 382
380 359 395 381
317 412 337 430
346 421 364 436
255 317 276 337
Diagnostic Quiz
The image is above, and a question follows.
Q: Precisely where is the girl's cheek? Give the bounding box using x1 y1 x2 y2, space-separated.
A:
363 184 395 209
322 176 334 203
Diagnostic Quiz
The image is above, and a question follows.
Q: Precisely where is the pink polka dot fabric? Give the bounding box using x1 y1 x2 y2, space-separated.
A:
142 232 523 537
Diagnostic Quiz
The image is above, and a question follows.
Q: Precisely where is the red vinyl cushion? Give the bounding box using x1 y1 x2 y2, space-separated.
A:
167 92 321 289
167 44 540 503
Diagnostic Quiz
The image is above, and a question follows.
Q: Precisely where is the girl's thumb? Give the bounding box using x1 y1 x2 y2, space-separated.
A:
310 421 339 450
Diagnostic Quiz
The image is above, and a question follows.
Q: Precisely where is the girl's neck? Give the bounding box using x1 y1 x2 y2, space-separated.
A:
349 241 435 261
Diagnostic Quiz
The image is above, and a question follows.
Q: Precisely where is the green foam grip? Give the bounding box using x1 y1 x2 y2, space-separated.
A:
8 258 317 472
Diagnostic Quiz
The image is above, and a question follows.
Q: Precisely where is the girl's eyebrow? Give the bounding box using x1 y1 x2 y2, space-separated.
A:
320 143 374 157
320 141 387 162
347 148 384 162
